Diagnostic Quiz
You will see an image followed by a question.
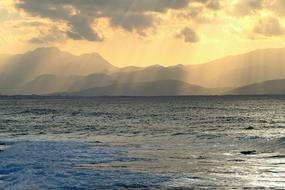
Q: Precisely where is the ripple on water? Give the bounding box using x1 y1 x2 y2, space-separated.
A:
0 140 170 190
0 97 285 189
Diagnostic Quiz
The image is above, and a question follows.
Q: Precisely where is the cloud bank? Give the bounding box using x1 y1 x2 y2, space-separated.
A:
15 0 190 41
12 0 285 44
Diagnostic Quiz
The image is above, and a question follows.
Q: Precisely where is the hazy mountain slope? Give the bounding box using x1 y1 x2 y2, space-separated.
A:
67 73 115 91
69 80 211 96
2 47 285 95
0 74 21 94
114 66 143 73
16 73 115 95
0 47 117 94
17 75 83 95
110 48 285 88
0 55 8 71
76 53 117 74
184 48 285 88
227 79 285 95
112 65 188 84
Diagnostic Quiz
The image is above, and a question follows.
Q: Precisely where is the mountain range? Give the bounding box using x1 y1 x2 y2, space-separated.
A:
60 80 212 96
1 47 285 96
228 79 285 95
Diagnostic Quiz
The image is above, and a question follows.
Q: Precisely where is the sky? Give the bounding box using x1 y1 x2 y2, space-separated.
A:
0 0 285 67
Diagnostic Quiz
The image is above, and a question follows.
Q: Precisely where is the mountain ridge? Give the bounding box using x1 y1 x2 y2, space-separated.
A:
227 79 285 95
1 46 285 95
61 80 213 96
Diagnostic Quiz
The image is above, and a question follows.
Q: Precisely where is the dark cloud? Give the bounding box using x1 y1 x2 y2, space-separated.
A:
13 21 46 28
206 0 221 10
67 15 102 41
177 27 199 43
110 13 154 33
232 0 264 16
177 0 222 24
15 0 190 41
191 0 221 9
253 17 284 37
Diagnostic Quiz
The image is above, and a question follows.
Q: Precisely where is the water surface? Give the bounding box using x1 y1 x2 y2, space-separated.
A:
0 96 285 189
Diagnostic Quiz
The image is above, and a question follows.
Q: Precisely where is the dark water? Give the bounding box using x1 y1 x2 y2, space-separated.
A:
0 96 285 189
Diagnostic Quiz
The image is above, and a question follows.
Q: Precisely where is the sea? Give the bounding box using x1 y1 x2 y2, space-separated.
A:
0 96 284 189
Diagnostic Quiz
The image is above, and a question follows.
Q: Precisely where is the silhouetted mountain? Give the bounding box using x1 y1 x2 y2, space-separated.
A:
67 80 211 96
17 74 82 95
2 47 285 95
17 73 115 95
227 79 285 95
184 48 285 88
0 54 8 69
0 47 117 94
109 48 285 89
112 65 187 83
67 73 115 91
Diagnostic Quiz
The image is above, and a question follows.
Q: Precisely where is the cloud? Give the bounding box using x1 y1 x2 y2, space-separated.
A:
15 0 285 44
67 15 102 41
14 21 46 27
206 0 221 10
29 26 65 44
177 0 222 24
177 27 199 43
15 0 190 41
232 0 264 16
234 0 285 17
253 17 284 37
268 0 285 16
110 12 154 33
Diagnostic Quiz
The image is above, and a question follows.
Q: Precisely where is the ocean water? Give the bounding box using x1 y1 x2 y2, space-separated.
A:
0 96 285 189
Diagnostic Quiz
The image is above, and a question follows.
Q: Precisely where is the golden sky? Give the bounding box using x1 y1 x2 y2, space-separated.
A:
1 0 285 67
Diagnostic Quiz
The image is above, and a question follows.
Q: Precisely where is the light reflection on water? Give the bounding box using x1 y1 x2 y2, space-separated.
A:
0 96 284 189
